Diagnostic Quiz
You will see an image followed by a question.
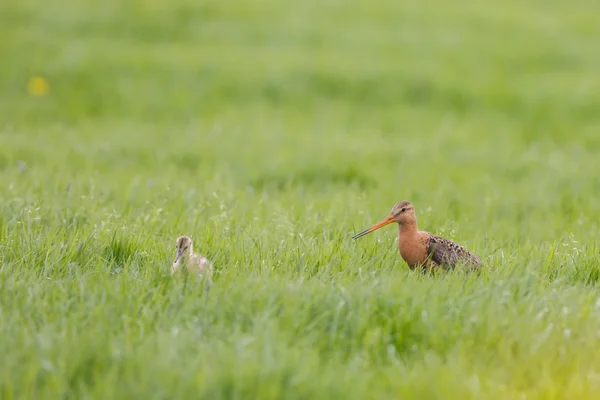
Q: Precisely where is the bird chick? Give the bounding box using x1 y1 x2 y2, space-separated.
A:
172 235 213 282
353 200 481 271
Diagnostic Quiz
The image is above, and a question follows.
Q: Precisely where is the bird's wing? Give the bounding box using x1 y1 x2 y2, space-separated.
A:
426 235 460 268
426 234 480 268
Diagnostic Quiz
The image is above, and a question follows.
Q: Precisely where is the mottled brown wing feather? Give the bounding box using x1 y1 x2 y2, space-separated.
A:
426 234 481 269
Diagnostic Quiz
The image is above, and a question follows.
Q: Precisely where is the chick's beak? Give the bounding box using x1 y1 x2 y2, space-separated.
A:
352 215 396 239
174 250 183 263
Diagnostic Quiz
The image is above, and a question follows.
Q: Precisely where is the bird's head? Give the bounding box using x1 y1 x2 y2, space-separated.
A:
174 235 193 263
352 200 416 240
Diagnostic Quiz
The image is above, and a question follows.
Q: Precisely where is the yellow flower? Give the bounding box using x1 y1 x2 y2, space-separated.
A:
28 76 49 97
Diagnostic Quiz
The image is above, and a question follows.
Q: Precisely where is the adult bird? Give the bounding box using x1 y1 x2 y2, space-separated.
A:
352 201 481 270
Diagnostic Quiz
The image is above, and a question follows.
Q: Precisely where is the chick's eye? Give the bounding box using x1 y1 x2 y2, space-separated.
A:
401 207 407 212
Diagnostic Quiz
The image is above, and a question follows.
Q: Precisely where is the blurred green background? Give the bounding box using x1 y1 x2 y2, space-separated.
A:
1 0 600 398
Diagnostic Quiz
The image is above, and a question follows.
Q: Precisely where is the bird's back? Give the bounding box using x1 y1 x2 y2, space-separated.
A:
188 253 213 275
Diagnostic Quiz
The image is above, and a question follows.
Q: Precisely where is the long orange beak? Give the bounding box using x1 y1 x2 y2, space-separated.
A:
352 215 396 239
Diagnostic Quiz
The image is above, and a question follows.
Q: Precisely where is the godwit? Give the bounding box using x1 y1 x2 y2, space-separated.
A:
172 235 213 283
352 201 481 270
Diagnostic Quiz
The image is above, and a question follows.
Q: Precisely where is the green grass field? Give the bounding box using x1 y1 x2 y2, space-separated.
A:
2 0 600 398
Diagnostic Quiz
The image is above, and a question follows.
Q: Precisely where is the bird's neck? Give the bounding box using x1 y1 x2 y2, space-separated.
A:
398 221 419 239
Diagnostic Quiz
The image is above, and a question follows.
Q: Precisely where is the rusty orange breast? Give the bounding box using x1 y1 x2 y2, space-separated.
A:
397 229 429 269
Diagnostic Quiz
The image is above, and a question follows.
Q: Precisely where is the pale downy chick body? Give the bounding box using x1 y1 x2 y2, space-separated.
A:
172 235 213 282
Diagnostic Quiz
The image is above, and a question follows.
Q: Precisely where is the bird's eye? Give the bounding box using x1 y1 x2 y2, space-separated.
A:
401 207 407 212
